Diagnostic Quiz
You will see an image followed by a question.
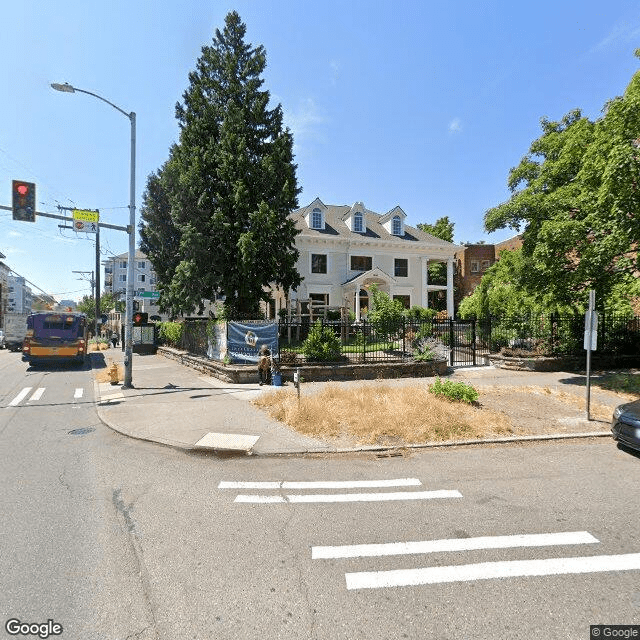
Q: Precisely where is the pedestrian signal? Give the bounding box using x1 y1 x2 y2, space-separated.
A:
133 312 148 325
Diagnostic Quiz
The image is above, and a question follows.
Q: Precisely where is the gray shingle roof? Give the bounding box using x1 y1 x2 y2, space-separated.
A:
291 202 455 247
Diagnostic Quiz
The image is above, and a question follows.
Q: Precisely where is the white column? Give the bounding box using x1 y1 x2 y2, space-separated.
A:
422 257 429 308
446 257 454 318
355 288 361 322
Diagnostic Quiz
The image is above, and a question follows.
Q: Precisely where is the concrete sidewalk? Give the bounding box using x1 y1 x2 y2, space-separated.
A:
91 348 617 456
91 349 334 455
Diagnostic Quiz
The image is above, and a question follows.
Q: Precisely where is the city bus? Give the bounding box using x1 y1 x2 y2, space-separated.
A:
22 312 88 366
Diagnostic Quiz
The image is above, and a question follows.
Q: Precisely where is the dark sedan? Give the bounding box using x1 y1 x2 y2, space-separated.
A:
612 399 640 452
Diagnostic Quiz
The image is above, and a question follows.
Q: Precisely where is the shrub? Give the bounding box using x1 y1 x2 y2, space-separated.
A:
428 377 479 404
406 306 437 321
158 321 183 347
301 321 342 362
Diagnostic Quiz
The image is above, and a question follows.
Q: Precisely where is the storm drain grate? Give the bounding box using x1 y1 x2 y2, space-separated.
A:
68 427 96 436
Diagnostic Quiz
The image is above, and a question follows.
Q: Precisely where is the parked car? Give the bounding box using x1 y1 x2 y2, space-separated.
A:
0 330 5 349
611 399 640 453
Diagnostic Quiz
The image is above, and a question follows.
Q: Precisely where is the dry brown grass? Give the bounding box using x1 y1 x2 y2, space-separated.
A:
94 362 124 384
497 384 613 422
253 384 514 446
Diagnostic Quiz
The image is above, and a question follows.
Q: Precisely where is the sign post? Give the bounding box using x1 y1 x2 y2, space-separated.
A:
584 290 598 421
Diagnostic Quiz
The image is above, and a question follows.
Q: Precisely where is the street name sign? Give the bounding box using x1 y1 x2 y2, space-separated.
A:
140 291 160 298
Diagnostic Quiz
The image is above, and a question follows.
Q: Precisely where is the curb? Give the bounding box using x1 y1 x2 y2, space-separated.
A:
89 352 615 457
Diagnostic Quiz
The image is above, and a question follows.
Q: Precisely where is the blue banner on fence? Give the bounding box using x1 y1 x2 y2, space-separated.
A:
228 321 278 364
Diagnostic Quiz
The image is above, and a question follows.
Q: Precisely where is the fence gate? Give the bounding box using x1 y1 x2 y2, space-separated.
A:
436 318 491 367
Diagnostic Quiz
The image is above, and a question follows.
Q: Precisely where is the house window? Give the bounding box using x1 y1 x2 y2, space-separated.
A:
394 258 408 277
481 260 491 270
353 212 363 233
119 274 126 282
470 260 480 274
309 293 329 306
311 254 327 274
350 256 372 271
311 208 323 229
137 274 146 282
393 295 411 309
137 261 146 269
392 215 402 236
119 260 127 269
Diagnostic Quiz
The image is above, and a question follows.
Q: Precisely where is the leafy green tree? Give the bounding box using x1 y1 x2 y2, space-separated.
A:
77 292 120 323
417 216 454 243
163 11 301 317
484 52 640 310
368 284 405 345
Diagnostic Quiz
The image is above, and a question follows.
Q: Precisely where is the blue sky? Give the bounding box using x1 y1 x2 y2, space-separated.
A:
2 0 640 302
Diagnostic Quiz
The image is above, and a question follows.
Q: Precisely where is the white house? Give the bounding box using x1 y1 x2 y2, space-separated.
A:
268 198 461 319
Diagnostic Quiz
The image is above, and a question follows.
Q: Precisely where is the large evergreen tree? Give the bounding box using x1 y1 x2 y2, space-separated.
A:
164 11 301 316
139 150 182 315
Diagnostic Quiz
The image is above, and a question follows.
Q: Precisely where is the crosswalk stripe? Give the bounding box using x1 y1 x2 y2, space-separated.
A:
29 388 46 402
235 490 462 504
312 531 599 559
74 388 83 399
345 552 640 590
9 387 32 406
219 479 422 490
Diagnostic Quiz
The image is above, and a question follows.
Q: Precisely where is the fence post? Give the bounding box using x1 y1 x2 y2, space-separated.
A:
449 318 455 366
549 312 555 354
472 318 476 366
402 316 406 360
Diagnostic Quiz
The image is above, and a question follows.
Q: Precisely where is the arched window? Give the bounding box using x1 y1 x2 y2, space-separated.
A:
312 208 323 229
392 215 402 236
353 212 363 232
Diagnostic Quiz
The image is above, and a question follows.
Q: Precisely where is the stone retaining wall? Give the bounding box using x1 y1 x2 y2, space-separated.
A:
490 353 640 371
158 346 447 384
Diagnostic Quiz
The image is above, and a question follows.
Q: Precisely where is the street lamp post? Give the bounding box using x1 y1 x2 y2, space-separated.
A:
51 82 136 388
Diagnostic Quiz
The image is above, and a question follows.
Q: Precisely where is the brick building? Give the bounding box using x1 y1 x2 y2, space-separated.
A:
455 235 523 302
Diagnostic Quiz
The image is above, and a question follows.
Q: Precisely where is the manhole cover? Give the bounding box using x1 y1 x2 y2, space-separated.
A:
68 427 96 436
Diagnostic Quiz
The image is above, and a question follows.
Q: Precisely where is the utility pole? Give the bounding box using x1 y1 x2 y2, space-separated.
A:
95 223 101 336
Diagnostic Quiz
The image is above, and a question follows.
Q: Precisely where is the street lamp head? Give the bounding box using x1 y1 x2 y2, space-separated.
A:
50 82 76 93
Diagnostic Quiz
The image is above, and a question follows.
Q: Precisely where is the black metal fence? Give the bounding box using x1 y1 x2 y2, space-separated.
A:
277 313 640 366
166 314 640 366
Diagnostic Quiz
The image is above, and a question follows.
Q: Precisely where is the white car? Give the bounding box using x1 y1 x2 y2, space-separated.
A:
0 330 5 349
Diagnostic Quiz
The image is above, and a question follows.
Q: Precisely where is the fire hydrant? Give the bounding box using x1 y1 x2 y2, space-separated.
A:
108 362 120 385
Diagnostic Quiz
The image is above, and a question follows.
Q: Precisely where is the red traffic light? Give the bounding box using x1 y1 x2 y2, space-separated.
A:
12 180 36 222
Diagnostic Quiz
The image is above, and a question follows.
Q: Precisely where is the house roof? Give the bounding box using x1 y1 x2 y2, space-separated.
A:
291 201 457 248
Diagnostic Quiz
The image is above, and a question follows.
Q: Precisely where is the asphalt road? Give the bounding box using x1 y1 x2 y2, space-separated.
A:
1 349 639 640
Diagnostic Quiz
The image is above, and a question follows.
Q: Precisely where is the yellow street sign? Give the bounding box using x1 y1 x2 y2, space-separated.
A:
72 209 99 223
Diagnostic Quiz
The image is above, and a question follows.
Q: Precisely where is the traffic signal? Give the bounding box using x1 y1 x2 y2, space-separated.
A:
12 180 36 222
133 312 148 325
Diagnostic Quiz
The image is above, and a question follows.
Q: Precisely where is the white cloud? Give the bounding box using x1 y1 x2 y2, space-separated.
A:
283 98 327 152
449 118 463 134
592 20 640 52
8 230 21 237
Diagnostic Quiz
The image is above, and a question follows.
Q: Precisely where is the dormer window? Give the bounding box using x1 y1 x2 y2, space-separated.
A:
353 212 363 233
392 215 402 236
311 208 323 229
